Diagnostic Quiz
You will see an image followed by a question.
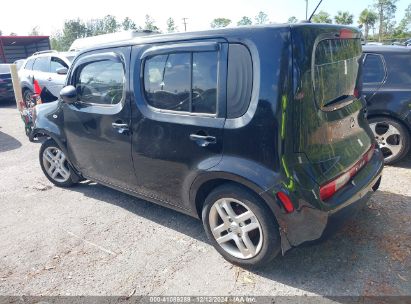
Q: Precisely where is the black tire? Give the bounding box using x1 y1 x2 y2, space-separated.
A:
39 139 78 187
23 88 33 108
368 116 410 165
202 184 281 268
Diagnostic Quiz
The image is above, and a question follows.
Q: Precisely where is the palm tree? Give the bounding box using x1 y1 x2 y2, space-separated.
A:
334 11 354 25
358 9 378 43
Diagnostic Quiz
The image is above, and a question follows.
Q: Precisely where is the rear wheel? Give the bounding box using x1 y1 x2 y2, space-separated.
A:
39 139 78 187
202 184 281 268
368 117 410 164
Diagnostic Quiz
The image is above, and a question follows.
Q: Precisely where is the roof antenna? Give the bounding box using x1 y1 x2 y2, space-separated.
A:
308 0 324 22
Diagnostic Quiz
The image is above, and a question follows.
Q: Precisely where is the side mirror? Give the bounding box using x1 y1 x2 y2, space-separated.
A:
56 67 68 75
60 85 77 104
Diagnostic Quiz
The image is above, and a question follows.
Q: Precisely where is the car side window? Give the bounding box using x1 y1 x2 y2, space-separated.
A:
32 57 50 72
50 57 68 73
363 54 385 84
144 51 218 114
24 59 35 70
75 60 124 105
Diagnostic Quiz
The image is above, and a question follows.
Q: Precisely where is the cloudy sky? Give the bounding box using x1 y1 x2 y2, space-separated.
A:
0 0 409 35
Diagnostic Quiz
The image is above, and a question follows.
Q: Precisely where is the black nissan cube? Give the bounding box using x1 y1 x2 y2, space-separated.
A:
31 24 384 267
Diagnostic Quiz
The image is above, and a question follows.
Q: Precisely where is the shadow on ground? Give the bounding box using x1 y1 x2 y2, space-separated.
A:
391 153 411 169
70 181 411 297
0 131 22 152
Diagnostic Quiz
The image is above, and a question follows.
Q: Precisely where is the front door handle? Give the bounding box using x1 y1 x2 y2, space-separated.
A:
47 77 53 81
112 122 129 135
190 133 217 147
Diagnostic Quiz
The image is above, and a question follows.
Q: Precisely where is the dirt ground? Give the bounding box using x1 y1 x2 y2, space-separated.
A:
0 101 410 299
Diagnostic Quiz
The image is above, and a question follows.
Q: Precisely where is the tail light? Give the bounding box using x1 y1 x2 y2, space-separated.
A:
319 144 375 201
354 88 360 99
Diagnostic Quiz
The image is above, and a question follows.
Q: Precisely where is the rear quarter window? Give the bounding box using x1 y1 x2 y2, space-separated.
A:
227 44 253 119
363 54 385 83
314 38 362 109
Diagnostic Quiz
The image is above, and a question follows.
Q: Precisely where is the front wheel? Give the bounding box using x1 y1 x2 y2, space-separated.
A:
368 117 410 164
39 139 78 187
23 88 34 108
202 184 281 268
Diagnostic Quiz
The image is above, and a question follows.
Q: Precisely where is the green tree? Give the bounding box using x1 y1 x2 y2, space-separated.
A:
166 17 177 33
334 11 354 25
287 16 298 23
395 4 411 36
255 11 269 24
61 19 88 49
210 18 231 28
101 15 120 33
237 16 252 26
358 9 378 43
374 0 398 41
122 17 137 30
311 11 332 24
144 15 159 31
0 29 2 35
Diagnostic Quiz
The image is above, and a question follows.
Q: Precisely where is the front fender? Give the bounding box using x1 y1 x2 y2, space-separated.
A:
30 101 67 154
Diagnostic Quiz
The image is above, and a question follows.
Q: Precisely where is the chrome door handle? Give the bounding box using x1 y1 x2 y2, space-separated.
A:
112 122 129 134
190 133 216 147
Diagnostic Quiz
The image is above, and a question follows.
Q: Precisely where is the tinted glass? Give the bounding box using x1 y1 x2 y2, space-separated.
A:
24 59 35 70
314 39 362 108
50 57 68 73
192 52 218 114
76 60 124 105
363 54 385 83
32 57 50 72
144 53 191 112
227 44 252 118
386 54 411 85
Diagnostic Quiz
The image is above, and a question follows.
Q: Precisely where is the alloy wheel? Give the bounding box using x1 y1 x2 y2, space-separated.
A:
369 121 402 162
42 147 71 183
209 198 263 259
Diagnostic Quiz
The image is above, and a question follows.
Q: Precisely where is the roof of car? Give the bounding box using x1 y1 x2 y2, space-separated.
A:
363 45 411 54
76 23 357 55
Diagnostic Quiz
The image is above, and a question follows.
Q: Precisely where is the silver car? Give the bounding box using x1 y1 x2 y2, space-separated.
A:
19 50 77 104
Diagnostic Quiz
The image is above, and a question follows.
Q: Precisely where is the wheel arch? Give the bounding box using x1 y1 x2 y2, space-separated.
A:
190 173 278 221
367 112 411 133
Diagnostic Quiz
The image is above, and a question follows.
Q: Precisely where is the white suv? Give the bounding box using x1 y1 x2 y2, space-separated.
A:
19 50 77 104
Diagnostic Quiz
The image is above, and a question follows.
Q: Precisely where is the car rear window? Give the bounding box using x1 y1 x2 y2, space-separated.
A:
314 38 362 109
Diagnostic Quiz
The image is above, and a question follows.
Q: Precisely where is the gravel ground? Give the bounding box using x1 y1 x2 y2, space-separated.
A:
0 101 410 298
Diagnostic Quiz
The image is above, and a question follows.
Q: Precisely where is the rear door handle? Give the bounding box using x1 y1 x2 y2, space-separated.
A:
112 122 129 134
47 77 53 81
190 133 216 147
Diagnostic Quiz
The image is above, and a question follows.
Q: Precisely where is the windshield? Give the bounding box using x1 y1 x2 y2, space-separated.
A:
314 38 362 108
0 64 10 74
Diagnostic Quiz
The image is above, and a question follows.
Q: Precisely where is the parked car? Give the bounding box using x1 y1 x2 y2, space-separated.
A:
19 50 77 105
31 24 384 267
13 59 25 70
0 64 14 102
362 45 411 164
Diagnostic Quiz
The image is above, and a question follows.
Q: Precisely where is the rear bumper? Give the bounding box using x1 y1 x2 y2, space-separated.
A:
264 148 384 254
